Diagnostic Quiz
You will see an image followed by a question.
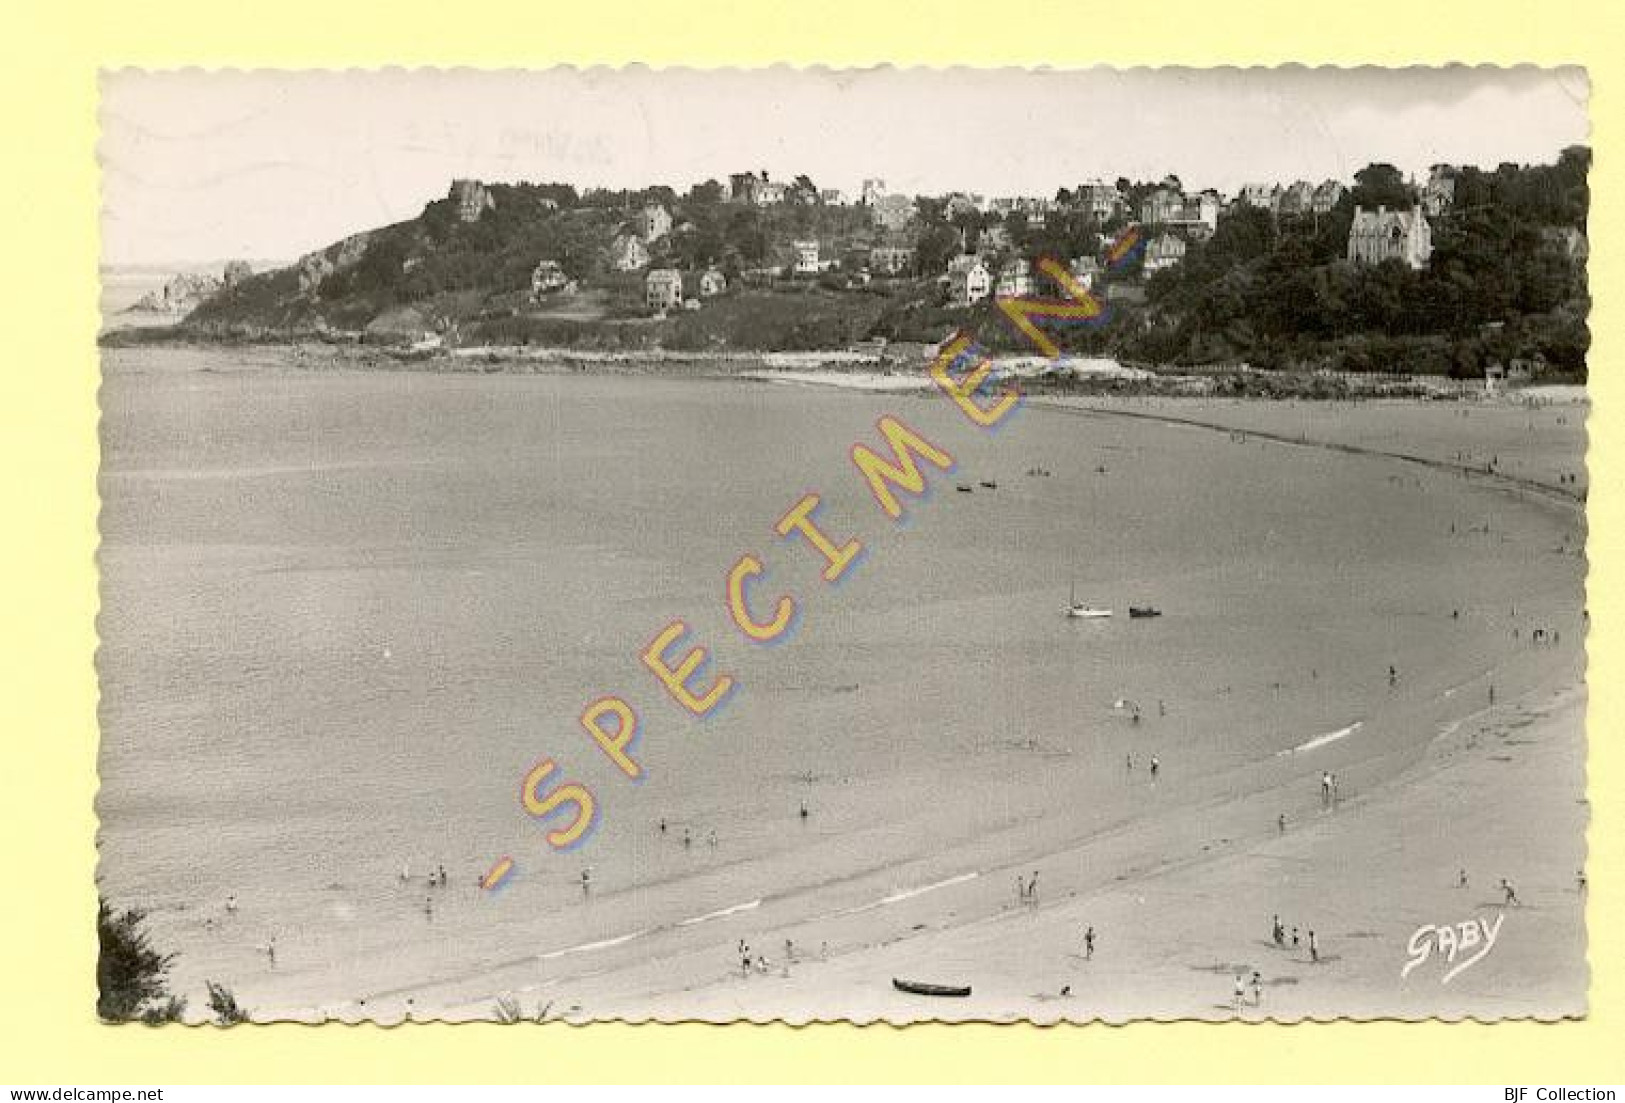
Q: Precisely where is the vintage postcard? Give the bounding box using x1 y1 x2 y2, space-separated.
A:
95 66 1590 1024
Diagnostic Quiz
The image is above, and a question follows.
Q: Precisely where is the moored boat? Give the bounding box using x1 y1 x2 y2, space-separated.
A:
893 977 972 998
1065 581 1112 619
1129 606 1163 618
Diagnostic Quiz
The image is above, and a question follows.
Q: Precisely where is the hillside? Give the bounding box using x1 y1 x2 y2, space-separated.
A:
113 153 1591 378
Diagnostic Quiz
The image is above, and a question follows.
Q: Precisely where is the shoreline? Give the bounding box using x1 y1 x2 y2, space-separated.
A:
100 334 1586 402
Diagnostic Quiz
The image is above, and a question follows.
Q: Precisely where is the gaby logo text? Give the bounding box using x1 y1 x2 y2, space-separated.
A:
1401 913 1505 984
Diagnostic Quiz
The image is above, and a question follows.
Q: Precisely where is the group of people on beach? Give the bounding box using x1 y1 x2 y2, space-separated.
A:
1124 753 1160 779
1233 970 1264 1010
657 817 719 850
1270 914 1321 963
737 937 828 980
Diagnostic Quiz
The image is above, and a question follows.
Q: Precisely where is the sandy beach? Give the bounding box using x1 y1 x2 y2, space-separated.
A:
94 350 1588 1024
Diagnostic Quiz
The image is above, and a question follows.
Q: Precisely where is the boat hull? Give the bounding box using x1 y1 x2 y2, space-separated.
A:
893 977 973 998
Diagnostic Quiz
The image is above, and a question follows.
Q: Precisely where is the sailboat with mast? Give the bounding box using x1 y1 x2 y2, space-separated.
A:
1065 582 1112 619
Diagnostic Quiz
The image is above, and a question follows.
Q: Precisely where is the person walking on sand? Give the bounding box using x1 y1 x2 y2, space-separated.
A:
1084 926 1095 960
1321 772 1333 805
1578 869 1588 896
1502 878 1519 906
1291 927 1300 949
1233 975 1246 1011
1459 868 1469 889
1272 915 1284 947
225 894 238 916
1278 812 1287 834
1309 930 1319 963
1016 875 1027 907
1149 756 1160 780
580 868 591 896
1126 753 1134 773
1027 871 1040 907
683 828 692 849
1251 970 1264 1007
265 936 277 970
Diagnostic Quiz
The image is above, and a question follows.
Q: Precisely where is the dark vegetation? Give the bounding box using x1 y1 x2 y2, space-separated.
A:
98 900 249 1025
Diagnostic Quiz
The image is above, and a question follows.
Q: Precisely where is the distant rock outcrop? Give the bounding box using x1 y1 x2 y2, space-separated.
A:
297 232 374 295
128 262 256 315
129 271 224 314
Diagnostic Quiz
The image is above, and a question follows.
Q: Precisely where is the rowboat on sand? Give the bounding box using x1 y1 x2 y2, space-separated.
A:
893 977 973 998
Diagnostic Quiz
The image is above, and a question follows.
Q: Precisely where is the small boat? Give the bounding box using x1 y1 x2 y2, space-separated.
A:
893 977 972 998
979 479 998 489
1128 606 1163 619
956 484 973 493
1065 582 1112 619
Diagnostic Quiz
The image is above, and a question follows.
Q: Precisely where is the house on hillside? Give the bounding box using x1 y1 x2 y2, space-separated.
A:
1143 233 1188 274
977 224 1013 255
1346 205 1432 270
994 258 1034 298
638 204 672 243
1540 226 1589 261
1422 166 1457 217
450 179 495 223
869 244 916 277
870 194 915 231
1141 190 1218 238
1278 181 1316 217
645 268 685 312
1078 180 1123 223
1239 183 1281 212
1312 180 1347 215
1141 188 1183 226
1061 256 1101 292
944 255 991 306
609 234 650 272
530 260 571 299
728 172 787 206
793 240 821 274
699 268 728 297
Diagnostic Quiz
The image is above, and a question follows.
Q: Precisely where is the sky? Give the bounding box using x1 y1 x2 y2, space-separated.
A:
99 66 1590 267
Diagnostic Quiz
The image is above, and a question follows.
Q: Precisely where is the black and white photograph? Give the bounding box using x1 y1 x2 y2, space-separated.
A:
95 65 1590 1024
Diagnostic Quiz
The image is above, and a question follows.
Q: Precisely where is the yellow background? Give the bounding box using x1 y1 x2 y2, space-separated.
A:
0 0 1620 1083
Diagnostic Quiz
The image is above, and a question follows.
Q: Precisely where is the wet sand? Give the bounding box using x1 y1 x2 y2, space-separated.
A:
426 394 1588 1023
95 354 1587 1023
